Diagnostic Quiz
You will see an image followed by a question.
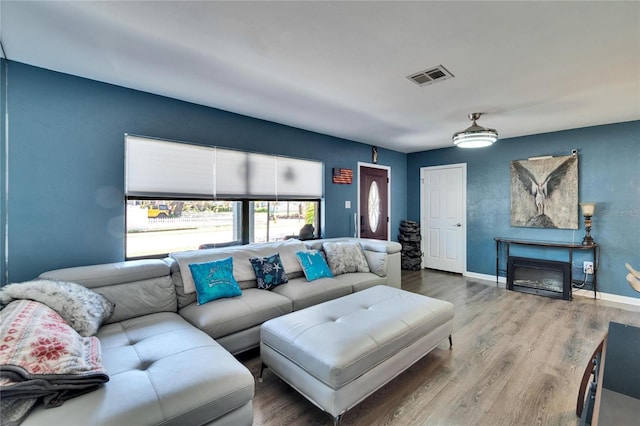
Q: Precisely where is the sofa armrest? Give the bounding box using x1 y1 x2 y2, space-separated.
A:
39 259 170 288
303 238 401 254
355 238 402 255
385 252 401 288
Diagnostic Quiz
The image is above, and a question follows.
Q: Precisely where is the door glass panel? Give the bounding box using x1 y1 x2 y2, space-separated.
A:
368 181 380 232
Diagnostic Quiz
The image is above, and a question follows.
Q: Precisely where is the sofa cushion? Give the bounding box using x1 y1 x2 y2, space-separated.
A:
364 250 388 277
296 251 333 281
170 270 198 309
98 276 177 324
322 241 370 276
271 277 353 311
179 288 292 339
249 253 288 290
189 257 242 305
332 271 387 292
21 312 255 426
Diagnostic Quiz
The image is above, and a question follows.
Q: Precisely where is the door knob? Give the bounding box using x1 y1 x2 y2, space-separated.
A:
455 223 462 227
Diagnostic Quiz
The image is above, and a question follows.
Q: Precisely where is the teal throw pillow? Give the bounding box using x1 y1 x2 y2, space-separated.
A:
295 250 333 281
249 253 288 290
188 257 242 305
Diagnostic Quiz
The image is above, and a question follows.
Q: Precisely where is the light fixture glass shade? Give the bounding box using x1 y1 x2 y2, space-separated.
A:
453 113 498 148
580 202 595 217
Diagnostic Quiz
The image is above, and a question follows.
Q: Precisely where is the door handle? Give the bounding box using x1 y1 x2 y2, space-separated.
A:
455 223 462 227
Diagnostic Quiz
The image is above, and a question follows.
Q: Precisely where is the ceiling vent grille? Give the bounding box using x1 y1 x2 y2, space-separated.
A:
407 65 454 87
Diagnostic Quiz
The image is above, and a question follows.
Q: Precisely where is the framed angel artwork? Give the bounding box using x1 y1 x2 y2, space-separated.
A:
510 155 578 229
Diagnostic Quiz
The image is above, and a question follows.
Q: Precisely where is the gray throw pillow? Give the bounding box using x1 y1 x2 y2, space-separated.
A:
0 279 115 336
322 241 370 276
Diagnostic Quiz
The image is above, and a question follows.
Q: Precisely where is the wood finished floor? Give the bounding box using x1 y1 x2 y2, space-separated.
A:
238 269 640 426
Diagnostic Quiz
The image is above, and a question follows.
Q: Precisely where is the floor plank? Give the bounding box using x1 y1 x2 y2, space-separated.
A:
241 269 640 425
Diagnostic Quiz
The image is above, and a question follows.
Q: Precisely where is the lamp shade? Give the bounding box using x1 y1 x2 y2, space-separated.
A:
580 202 595 216
453 113 498 148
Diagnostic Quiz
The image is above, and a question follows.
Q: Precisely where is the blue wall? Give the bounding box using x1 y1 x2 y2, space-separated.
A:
408 121 640 298
4 61 406 283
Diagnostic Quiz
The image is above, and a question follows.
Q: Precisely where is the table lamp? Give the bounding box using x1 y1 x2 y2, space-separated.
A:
580 202 596 245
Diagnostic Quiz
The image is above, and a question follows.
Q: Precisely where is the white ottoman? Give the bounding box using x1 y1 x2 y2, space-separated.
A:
259 285 454 425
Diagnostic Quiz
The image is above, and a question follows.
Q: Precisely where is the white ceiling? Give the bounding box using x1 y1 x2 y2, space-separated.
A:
1 1 638 153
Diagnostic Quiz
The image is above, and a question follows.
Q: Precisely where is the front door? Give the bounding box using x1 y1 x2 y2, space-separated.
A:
420 164 466 273
359 165 389 240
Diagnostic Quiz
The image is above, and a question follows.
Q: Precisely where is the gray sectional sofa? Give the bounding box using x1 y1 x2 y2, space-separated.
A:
19 237 401 426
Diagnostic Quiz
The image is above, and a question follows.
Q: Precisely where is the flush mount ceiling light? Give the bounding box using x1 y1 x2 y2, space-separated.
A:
452 113 498 148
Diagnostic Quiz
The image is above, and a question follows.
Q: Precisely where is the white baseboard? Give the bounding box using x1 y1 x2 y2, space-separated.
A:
463 271 640 308
463 271 506 286
572 288 640 307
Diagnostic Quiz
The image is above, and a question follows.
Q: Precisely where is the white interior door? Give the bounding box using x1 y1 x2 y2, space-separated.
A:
420 164 466 273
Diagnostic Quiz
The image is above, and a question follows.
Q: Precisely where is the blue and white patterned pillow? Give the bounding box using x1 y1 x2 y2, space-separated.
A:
188 257 242 305
249 253 288 290
295 250 333 281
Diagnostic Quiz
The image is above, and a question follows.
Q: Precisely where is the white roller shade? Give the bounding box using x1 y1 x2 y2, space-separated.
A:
277 157 323 197
215 148 249 197
125 136 214 197
247 153 277 197
125 135 323 200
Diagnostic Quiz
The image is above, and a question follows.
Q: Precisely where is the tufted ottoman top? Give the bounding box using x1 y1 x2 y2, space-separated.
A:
261 285 454 390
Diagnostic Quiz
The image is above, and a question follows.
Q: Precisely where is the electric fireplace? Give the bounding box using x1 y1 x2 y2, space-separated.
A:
507 256 571 300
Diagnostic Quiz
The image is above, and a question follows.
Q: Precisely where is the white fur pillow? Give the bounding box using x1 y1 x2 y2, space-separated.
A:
0 280 115 336
322 241 370 276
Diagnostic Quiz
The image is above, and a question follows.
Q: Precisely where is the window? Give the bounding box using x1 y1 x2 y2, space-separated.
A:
124 135 323 258
126 200 242 257
250 201 318 243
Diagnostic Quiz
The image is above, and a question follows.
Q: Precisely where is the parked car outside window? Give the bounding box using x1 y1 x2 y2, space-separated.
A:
147 204 172 218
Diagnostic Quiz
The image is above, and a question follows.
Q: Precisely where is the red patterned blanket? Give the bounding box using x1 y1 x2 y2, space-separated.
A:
0 300 108 426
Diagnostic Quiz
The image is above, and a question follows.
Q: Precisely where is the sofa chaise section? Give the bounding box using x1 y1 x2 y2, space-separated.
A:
30 259 254 426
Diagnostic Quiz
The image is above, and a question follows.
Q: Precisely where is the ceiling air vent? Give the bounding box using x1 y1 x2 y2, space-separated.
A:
407 65 454 87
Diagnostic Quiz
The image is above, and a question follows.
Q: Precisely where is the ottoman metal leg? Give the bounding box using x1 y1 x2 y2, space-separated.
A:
258 362 267 383
333 413 343 426
449 334 453 349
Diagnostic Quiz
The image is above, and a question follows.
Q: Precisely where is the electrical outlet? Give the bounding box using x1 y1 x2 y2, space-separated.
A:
583 261 594 274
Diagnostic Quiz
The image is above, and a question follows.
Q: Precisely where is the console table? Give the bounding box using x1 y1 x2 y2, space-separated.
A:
494 237 599 299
